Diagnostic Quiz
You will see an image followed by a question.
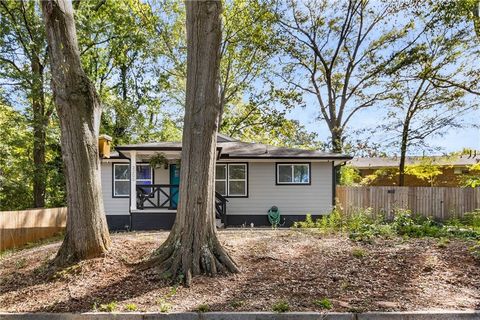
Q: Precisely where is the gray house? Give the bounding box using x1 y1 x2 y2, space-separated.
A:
99 134 351 231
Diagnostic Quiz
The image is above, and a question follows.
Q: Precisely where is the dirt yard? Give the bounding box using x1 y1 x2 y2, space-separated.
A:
0 229 479 313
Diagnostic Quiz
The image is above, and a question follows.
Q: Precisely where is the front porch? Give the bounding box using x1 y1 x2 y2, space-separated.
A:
118 150 227 226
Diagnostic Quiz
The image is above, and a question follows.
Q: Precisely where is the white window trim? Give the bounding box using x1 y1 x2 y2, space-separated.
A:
227 164 247 197
113 163 130 197
215 163 248 197
113 163 153 197
276 163 310 185
215 164 228 196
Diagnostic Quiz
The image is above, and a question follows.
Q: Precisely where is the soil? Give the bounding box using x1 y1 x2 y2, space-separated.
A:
0 229 479 313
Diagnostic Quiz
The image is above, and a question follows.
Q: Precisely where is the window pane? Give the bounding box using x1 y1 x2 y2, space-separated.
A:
115 181 130 196
229 164 245 179
215 180 227 195
229 180 246 195
294 165 309 183
137 180 152 185
114 164 130 179
216 164 226 179
278 165 292 183
137 165 151 180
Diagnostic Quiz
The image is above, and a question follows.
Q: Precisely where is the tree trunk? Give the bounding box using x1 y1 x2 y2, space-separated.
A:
330 125 343 153
31 54 47 208
398 118 410 187
41 0 111 265
152 0 239 286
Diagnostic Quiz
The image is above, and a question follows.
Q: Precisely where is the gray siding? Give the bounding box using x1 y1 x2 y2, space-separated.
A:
101 162 171 216
226 162 333 216
101 161 333 217
101 162 129 216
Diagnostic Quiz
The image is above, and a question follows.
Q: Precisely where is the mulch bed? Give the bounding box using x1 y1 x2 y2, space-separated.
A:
0 229 479 312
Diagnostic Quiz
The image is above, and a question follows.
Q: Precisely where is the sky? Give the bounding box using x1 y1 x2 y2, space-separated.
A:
288 103 480 155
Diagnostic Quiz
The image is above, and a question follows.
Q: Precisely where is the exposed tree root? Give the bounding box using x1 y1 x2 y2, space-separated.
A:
52 232 110 267
150 233 239 286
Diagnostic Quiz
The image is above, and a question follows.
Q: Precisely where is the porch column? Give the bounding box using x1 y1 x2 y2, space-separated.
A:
130 151 137 211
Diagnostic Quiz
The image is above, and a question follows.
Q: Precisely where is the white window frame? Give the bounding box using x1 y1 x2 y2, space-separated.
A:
276 163 310 185
113 163 153 197
113 163 130 197
227 163 248 197
215 163 248 197
215 164 228 196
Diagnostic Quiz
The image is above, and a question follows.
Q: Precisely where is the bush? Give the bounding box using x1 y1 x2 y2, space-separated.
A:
293 208 480 241
313 298 333 309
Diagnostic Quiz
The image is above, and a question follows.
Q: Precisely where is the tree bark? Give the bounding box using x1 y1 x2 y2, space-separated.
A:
41 0 111 265
398 117 411 186
31 54 47 208
152 0 239 286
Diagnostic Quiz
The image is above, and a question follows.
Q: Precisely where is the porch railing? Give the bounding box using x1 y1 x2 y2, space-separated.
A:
136 184 179 210
136 184 228 224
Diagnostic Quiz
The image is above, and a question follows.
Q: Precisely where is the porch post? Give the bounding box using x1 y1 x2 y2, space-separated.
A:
130 151 137 211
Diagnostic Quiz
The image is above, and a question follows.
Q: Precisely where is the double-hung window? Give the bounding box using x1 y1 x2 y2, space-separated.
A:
113 163 153 197
276 163 310 185
215 163 247 197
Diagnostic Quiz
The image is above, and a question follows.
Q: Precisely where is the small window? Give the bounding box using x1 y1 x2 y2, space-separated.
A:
276 163 310 185
113 163 153 197
113 164 130 197
215 163 247 197
215 164 227 196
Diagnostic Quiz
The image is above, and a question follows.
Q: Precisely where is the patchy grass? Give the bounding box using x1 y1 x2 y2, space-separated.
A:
0 230 479 313
272 300 290 313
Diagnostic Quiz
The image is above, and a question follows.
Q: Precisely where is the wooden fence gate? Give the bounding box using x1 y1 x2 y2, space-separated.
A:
336 186 480 220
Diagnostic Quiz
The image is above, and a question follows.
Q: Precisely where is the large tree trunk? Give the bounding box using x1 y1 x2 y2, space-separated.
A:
152 0 238 286
31 54 47 208
41 0 111 265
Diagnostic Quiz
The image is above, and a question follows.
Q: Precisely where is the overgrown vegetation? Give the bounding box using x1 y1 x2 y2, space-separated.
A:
293 209 480 243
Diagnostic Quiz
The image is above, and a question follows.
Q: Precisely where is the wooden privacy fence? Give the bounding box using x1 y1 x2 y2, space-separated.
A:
0 207 66 251
336 186 480 220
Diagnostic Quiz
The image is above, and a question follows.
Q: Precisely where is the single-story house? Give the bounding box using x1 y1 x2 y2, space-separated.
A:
348 155 480 187
99 134 351 231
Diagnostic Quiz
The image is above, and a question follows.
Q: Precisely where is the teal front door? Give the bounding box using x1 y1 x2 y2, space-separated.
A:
169 164 180 209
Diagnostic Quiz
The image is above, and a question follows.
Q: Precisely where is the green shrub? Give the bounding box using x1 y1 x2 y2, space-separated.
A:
272 300 290 313
98 301 118 312
470 242 480 260
125 303 138 311
313 298 333 309
196 304 210 313
293 208 480 241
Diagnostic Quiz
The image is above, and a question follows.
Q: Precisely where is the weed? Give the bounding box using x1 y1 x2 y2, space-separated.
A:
230 299 245 309
272 300 290 313
470 242 480 260
125 303 138 311
437 237 450 248
158 299 172 313
52 264 81 280
98 301 118 312
313 298 333 309
351 247 366 258
14 258 27 269
196 304 210 312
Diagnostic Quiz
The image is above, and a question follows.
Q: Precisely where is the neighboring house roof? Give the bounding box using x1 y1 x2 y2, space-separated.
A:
112 133 351 160
349 156 480 169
